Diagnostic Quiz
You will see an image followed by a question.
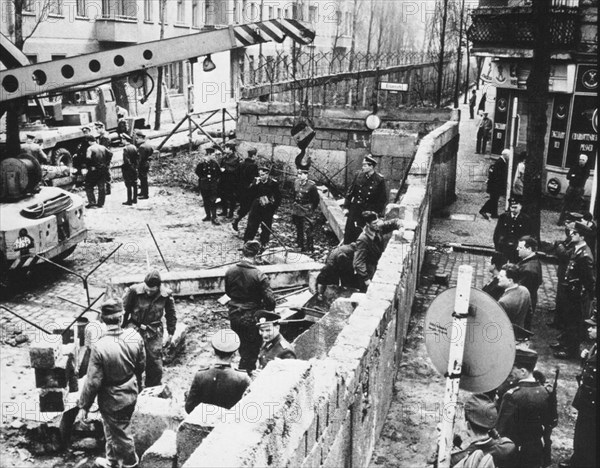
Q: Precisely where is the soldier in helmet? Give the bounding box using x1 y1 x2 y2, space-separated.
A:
342 155 388 244
256 310 296 370
185 329 251 413
496 347 555 468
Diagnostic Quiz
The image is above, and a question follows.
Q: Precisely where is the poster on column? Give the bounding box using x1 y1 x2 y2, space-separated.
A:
491 88 509 155
565 95 597 168
546 94 571 167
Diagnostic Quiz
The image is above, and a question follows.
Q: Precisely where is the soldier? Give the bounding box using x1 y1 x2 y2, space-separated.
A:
122 270 177 387
185 329 250 413
482 252 507 301
552 222 596 359
497 263 531 328
558 154 591 225
559 313 597 468
316 242 360 299
493 196 534 263
218 141 240 218
20 133 49 165
342 155 388 244
95 122 113 195
136 131 153 200
243 163 281 249
256 310 296 370
516 236 542 329
496 347 555 468
480 149 509 219
476 112 493 154
232 147 259 232
291 165 320 252
195 146 221 225
84 134 110 208
73 126 92 187
76 299 145 468
121 143 139 205
353 211 401 292
450 394 516 467
224 240 276 373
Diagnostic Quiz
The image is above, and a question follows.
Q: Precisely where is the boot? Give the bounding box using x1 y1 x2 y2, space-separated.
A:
211 208 220 225
203 205 211 222
227 207 235 219
231 218 239 232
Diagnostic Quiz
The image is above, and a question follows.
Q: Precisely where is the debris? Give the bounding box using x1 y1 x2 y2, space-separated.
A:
17 447 32 461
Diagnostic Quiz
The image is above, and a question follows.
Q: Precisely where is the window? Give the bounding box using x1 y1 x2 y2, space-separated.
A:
26 54 37 64
268 6 273 19
335 10 341 26
309 5 317 23
76 0 86 16
191 0 199 26
205 0 214 25
164 62 184 94
49 0 63 15
176 0 184 23
277 8 281 18
102 0 136 19
249 2 257 21
144 0 152 21
23 0 35 12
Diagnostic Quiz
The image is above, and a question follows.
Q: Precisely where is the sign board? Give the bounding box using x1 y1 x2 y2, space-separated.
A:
380 82 408 92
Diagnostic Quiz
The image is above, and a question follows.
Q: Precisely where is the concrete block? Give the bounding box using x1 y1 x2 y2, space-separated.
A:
131 395 185 458
177 403 224 465
371 129 416 157
29 335 63 369
34 353 75 389
163 322 187 365
140 429 177 468
39 388 68 412
51 318 87 346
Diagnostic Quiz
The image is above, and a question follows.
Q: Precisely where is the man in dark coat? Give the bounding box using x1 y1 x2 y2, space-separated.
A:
185 329 250 413
496 348 555 468
559 314 597 468
84 135 110 209
291 166 320 252
123 270 177 387
469 90 477 120
553 222 596 359
316 242 360 299
343 155 388 244
195 146 221 225
256 310 296 370
516 236 542 330
493 196 534 263
76 299 145 468
353 212 401 292
121 143 138 205
232 147 259 232
95 122 113 195
73 126 92 186
224 241 276 373
218 141 240 218
480 149 509 219
497 263 531 328
558 154 591 225
243 164 281 248
136 131 153 200
476 111 492 154
482 252 507 301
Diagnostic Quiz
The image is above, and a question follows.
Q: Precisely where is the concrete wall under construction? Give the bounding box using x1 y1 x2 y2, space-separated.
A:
176 119 459 468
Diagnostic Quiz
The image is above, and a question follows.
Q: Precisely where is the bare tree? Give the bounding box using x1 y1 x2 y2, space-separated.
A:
348 0 361 71
10 0 53 50
365 0 377 68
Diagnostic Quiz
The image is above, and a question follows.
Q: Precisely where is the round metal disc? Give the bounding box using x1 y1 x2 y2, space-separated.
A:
424 287 515 393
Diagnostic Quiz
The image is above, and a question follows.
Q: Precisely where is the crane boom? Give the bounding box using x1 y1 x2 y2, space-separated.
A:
0 19 315 103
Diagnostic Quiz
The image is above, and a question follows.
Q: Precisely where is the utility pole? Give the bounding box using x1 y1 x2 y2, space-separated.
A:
463 11 471 105
454 0 465 108
436 0 449 107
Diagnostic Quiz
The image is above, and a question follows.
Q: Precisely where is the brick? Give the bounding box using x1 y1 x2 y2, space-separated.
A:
29 335 63 369
39 388 68 412
34 353 75 389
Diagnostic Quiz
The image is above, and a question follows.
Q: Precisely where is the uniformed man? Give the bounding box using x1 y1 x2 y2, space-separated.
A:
121 143 139 205
493 196 534 263
516 236 542 329
497 263 531 328
185 329 251 413
224 240 276 373
291 165 320 252
76 298 145 468
218 140 241 218
232 147 259 232
558 154 591 225
136 131 153 200
553 221 596 359
316 242 360 299
256 310 296 370
195 146 221 225
482 252 507 301
73 126 92 187
496 347 555 468
243 164 281 249
122 270 177 387
342 155 388 244
559 313 597 468
20 133 49 165
95 122 113 195
450 394 516 467
479 148 509 219
548 212 581 328
353 211 401 291
84 134 110 208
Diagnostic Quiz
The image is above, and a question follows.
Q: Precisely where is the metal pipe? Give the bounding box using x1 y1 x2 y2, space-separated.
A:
146 225 169 271
260 221 290 253
57 296 101 314
0 305 52 334
60 292 105 337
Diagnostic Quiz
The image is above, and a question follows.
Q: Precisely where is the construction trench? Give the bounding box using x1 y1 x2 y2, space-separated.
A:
13 103 460 467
